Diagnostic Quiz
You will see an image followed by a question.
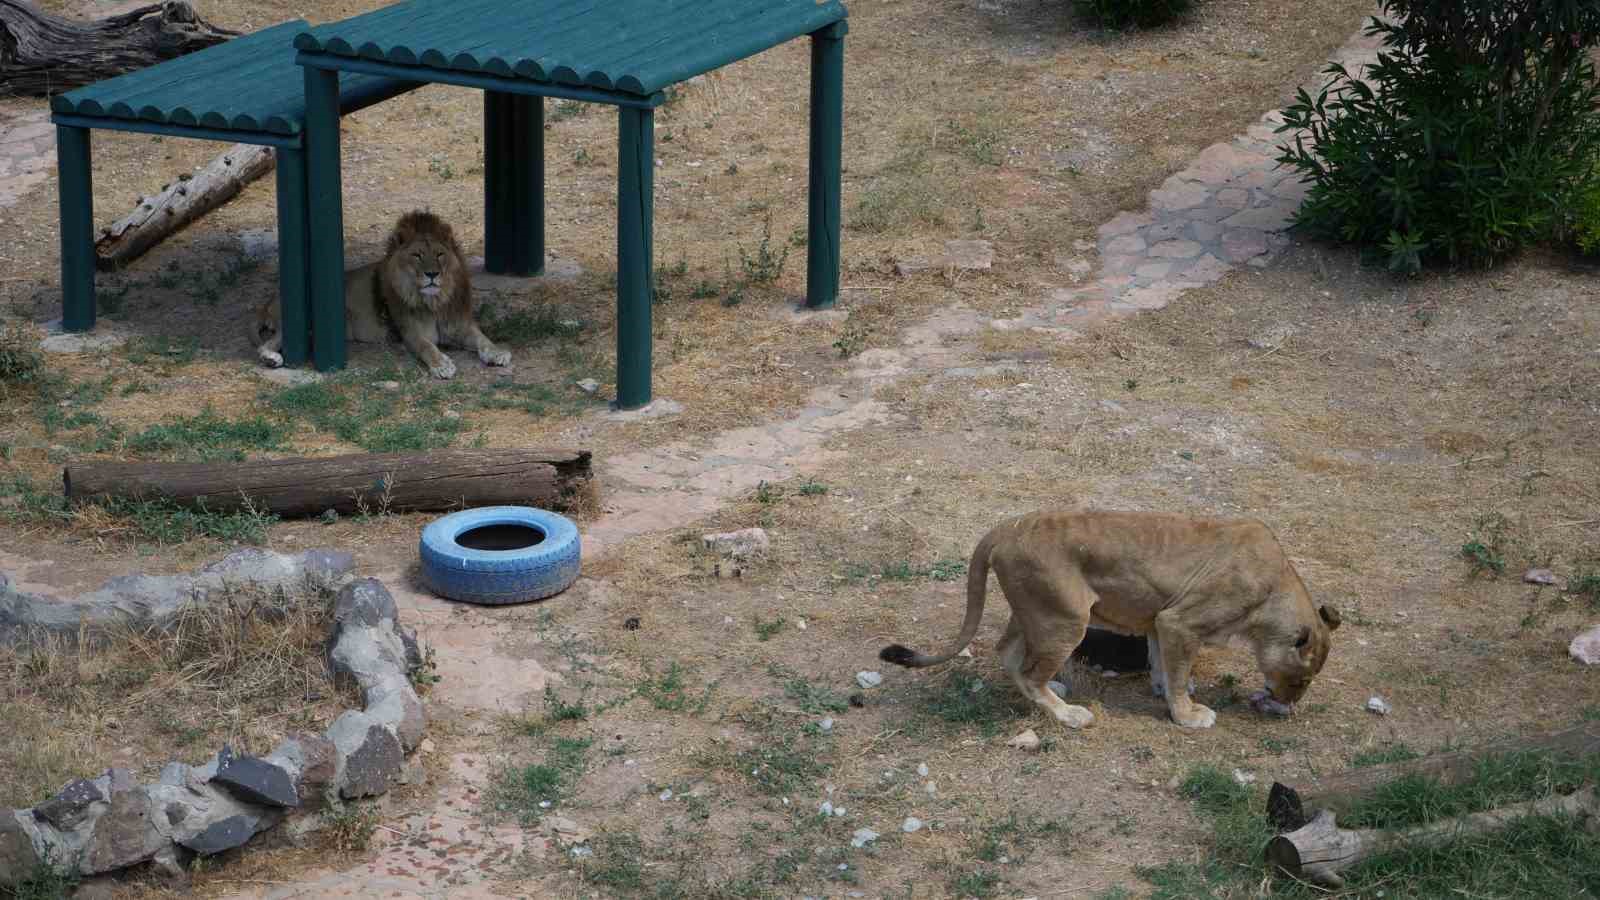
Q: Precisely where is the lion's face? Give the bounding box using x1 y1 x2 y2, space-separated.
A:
1258 603 1340 704
381 211 469 315
394 234 461 309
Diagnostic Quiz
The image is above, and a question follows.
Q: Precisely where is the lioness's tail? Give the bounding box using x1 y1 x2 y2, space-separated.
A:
879 526 1000 668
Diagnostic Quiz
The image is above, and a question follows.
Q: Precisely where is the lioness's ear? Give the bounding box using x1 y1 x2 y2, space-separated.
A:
1319 605 1342 631
1294 626 1310 649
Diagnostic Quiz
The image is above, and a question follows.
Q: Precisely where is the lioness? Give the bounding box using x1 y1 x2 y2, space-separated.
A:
250 210 511 379
880 510 1340 729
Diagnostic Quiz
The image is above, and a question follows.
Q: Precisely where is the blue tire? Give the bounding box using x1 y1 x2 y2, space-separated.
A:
419 506 581 605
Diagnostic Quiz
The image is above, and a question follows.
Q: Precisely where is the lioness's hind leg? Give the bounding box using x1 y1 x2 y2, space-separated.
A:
1001 614 1094 730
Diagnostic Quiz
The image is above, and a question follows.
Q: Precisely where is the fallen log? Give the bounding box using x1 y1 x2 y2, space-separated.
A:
0 0 237 96
94 144 275 270
63 448 594 518
1267 787 1599 887
1275 722 1600 817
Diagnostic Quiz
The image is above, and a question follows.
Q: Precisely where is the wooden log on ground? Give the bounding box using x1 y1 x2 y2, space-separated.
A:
94 143 275 270
0 0 237 96
1267 788 1599 887
63 448 594 518
1276 723 1600 817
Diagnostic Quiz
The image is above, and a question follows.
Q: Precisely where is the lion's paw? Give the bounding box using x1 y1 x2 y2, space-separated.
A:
1053 704 1094 729
481 347 512 367
430 356 458 380
1173 704 1217 729
259 350 284 369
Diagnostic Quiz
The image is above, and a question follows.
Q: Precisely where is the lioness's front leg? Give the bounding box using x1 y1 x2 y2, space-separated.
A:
444 318 512 368
1154 614 1215 728
1148 636 1195 699
399 318 456 380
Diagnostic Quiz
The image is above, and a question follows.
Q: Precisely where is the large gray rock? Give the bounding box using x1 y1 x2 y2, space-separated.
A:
213 749 298 808
0 811 43 888
32 779 105 831
178 815 257 855
81 785 164 874
366 676 427 752
265 733 337 805
329 714 404 799
331 578 399 629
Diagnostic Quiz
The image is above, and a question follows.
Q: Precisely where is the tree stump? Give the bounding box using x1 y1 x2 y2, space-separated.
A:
0 0 237 96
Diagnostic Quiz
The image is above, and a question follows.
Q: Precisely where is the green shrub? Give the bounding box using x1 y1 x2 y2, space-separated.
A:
1277 1 1600 273
1574 175 1600 255
1073 0 1192 29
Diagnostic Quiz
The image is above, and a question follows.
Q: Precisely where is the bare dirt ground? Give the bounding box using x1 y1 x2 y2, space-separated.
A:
4 0 1599 897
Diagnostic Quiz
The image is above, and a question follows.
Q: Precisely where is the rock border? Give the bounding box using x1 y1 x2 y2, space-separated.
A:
0 552 428 889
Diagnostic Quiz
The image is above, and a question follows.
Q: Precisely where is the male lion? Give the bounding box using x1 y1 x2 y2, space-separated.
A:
250 210 511 379
879 510 1340 730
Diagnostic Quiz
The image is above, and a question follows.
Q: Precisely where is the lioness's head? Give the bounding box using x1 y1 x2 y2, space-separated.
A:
1257 603 1340 705
382 210 468 313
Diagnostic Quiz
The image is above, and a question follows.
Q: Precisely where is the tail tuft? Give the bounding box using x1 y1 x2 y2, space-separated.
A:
879 644 918 666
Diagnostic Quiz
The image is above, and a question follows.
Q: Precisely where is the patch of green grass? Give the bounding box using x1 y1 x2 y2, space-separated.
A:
639 662 711 713
1352 743 1420 768
543 685 589 722
832 320 871 358
129 408 286 461
920 671 1021 738
845 558 967 583
490 736 592 823
109 496 277 545
797 479 828 496
734 732 830 796
780 673 849 715
1568 566 1600 607
1461 513 1512 578
754 616 785 641
5 859 78 900
359 417 462 453
950 868 1002 898
947 117 1005 167
737 215 789 285
1340 751 1600 829
848 171 946 235
580 830 646 891
478 301 584 347
548 99 591 123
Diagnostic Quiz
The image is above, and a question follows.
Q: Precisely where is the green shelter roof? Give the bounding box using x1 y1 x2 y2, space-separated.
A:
293 0 848 96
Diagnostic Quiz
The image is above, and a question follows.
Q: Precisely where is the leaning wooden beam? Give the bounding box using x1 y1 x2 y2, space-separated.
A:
1274 722 1600 817
1267 787 1598 887
0 0 237 96
63 448 594 518
94 143 275 270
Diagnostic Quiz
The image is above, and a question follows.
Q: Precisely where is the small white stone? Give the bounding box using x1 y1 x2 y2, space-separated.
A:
1006 729 1041 751
925 781 937 796
902 817 924 833
850 828 879 848
916 763 929 777
819 801 834 816
957 647 973 658
1570 625 1600 665
376 380 401 391
570 846 593 858
833 806 846 817
723 616 735 625
819 717 833 732
1366 696 1392 715
1233 769 1257 786
539 801 552 808
577 378 600 394
624 759 636 766
856 671 883 689
658 789 673 801
797 618 807 630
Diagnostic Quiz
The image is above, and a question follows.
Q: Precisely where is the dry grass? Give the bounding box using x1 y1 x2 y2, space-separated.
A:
0 585 356 809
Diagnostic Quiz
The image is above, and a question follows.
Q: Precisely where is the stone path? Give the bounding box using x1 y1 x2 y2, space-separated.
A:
993 25 1383 334
0 110 54 211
